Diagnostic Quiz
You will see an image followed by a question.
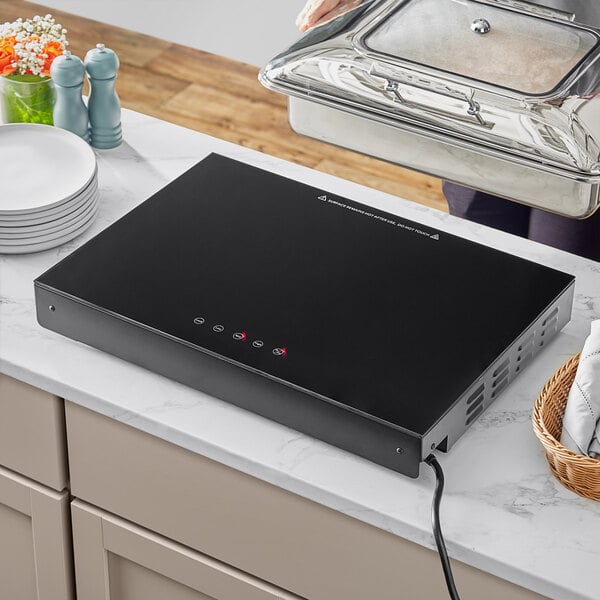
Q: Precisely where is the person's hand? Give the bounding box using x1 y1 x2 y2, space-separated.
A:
296 0 364 32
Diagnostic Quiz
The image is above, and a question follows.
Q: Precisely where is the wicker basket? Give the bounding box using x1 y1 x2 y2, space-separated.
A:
533 353 600 501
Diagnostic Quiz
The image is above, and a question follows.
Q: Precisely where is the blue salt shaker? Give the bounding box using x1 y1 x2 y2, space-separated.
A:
85 43 123 149
50 51 90 143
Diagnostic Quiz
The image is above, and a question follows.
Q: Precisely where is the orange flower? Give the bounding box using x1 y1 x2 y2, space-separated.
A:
41 40 63 76
0 36 17 76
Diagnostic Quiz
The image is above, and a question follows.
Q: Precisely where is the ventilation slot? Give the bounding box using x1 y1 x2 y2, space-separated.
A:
493 367 509 386
516 352 533 373
542 308 559 326
466 395 484 416
539 308 560 347
491 377 509 399
489 358 510 399
541 318 558 342
467 384 484 405
466 404 484 426
466 384 485 418
493 359 510 378
543 316 558 331
517 332 535 364
518 333 534 353
457 299 566 434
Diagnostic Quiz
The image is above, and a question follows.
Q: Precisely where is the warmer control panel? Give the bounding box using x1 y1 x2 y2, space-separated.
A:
193 315 287 358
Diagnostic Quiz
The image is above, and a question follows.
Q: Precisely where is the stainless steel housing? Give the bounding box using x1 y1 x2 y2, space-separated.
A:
260 0 600 217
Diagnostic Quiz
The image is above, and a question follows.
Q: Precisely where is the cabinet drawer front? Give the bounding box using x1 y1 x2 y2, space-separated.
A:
66 402 547 600
71 500 301 600
0 373 68 490
0 465 74 600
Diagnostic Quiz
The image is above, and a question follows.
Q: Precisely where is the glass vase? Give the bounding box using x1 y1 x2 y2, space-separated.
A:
0 75 56 125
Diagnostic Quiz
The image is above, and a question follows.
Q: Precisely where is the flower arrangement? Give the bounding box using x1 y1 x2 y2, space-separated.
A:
0 14 68 77
0 14 68 124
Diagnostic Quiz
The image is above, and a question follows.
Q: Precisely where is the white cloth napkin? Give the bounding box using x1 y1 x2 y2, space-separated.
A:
561 320 600 458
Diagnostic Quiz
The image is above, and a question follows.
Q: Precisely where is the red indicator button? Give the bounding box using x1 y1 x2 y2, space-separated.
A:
273 347 287 357
233 332 247 341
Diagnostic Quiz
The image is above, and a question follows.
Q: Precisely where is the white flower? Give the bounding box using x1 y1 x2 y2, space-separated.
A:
1 14 68 76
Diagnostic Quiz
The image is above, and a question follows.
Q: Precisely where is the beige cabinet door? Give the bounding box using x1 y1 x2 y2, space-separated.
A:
71 500 302 600
0 465 74 600
67 402 547 600
0 373 68 491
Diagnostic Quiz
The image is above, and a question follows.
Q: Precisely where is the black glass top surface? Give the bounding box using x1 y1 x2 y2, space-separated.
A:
37 154 574 435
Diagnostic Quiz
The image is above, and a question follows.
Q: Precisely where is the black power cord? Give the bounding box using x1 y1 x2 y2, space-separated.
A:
425 454 461 600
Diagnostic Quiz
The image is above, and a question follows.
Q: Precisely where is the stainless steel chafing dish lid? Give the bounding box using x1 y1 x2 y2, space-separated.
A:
260 0 600 218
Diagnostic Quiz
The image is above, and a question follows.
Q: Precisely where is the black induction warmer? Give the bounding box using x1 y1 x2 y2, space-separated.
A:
35 154 575 477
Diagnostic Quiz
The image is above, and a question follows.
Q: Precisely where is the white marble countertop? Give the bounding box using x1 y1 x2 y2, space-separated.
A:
2 109 600 600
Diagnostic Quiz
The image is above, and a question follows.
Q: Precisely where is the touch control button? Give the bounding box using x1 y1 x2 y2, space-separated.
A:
193 317 205 325
213 325 225 333
273 347 287 357
233 332 247 341
252 340 264 349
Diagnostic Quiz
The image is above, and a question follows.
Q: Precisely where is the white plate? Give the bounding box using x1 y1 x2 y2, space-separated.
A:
0 188 97 234
0 198 97 245
0 178 98 228
0 205 98 254
0 191 98 240
0 124 97 214
0 176 97 226
0 164 97 221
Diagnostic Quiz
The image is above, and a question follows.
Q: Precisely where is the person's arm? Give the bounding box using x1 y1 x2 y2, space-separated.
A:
296 0 363 32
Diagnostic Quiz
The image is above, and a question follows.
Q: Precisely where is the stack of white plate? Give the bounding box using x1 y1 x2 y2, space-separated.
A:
0 123 98 254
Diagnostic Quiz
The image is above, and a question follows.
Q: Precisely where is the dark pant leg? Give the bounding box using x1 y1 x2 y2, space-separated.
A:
528 207 600 261
442 182 531 238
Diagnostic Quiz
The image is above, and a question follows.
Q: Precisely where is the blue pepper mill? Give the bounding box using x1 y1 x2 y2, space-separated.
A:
85 43 123 149
50 51 90 143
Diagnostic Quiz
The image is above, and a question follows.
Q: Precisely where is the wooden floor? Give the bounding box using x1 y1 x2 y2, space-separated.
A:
1 0 447 212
